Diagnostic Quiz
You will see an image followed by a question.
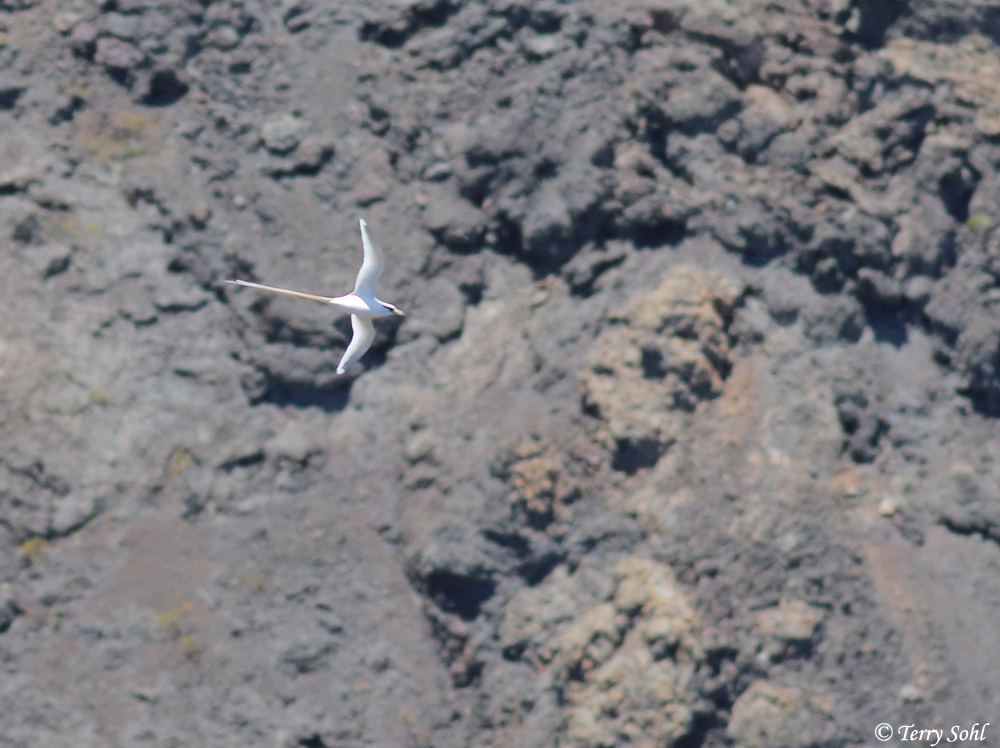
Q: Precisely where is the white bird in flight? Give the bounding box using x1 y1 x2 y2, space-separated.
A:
226 218 405 375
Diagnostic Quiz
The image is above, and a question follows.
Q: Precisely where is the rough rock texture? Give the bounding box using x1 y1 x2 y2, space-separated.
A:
2 0 1000 745
728 680 835 748
579 266 740 471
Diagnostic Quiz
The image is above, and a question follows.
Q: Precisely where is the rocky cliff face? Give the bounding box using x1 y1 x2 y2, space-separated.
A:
2 0 1000 745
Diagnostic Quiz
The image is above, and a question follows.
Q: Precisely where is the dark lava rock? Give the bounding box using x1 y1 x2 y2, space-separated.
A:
69 22 99 59
4 0 1000 745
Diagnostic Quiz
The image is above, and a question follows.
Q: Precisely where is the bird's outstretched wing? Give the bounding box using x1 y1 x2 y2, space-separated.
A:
352 218 384 299
337 314 376 374
225 279 332 304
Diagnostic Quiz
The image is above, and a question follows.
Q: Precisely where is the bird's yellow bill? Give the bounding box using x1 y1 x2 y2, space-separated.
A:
225 279 332 304
393 309 407 316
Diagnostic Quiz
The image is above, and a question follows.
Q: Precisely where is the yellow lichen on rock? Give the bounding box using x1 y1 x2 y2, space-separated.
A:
579 266 740 469
563 558 701 748
510 454 562 524
878 34 1000 137
755 600 823 642
566 647 694 748
728 681 834 748
612 557 700 657
555 602 626 678
880 34 1000 107
494 437 573 526
502 556 702 747
500 564 615 666
622 481 694 534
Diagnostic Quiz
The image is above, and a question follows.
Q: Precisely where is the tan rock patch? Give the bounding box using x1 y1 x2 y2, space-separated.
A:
728 681 834 748
502 556 703 748
579 266 741 470
755 600 823 642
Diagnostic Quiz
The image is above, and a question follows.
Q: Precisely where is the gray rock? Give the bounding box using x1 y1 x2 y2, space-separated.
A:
955 316 1000 414
278 638 336 676
48 94 84 125
760 131 813 172
408 277 465 342
520 32 569 61
11 213 40 244
0 83 27 111
802 295 864 344
892 196 956 277
50 491 103 537
710 198 793 263
261 114 308 155
562 241 627 294
423 192 486 251
294 138 334 172
100 12 143 41
94 37 145 70
422 161 453 181
206 24 240 50
264 421 320 464
727 85 799 160
855 268 904 308
521 183 572 260
0 588 21 634
262 138 334 178
618 190 692 238
662 69 742 134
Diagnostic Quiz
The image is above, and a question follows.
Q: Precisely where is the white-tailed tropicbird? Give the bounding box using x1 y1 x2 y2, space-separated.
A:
226 218 405 375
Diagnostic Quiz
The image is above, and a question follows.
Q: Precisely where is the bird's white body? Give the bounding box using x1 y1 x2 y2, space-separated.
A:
226 219 404 374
